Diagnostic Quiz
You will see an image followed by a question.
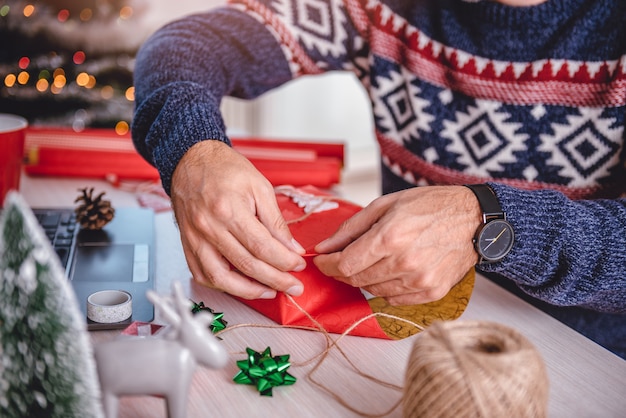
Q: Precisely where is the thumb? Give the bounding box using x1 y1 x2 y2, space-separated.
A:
314 204 382 254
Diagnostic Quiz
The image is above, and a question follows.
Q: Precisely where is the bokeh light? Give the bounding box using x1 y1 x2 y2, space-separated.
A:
125 86 135 101
86 75 97 88
57 9 69 22
4 74 17 88
18 57 30 70
53 74 66 88
119 6 133 20
39 69 51 80
17 71 30 84
23 4 35 17
115 121 130 135
76 72 90 86
5 1 139 130
79 8 92 22
36 78 49 92
100 85 114 99
73 51 86 65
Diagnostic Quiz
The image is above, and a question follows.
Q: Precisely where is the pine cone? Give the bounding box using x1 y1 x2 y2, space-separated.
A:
74 187 115 230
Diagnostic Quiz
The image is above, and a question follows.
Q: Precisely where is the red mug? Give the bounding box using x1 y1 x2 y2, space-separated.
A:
0 114 28 207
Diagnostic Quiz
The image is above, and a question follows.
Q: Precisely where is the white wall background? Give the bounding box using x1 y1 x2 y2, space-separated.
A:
223 73 377 168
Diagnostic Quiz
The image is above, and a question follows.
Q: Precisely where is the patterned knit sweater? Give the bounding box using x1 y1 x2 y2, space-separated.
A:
132 0 626 358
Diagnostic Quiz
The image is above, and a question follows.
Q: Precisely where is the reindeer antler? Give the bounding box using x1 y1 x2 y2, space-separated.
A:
147 282 206 328
147 289 181 328
172 281 194 322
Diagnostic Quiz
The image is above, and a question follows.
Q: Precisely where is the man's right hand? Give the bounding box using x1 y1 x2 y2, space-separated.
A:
170 140 306 299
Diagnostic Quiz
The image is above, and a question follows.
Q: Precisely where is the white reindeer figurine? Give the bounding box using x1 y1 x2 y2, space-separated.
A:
94 282 229 418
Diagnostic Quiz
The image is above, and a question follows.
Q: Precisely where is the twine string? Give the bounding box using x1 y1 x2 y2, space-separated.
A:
216 290 549 418
216 186 548 417
218 186 415 416
216 293 426 417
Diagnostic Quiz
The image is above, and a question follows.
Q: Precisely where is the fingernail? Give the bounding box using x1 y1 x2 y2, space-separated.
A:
286 284 304 297
259 290 276 299
291 238 305 254
293 261 306 272
314 238 329 252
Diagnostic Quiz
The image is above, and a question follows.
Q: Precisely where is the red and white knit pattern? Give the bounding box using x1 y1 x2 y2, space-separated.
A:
357 0 626 107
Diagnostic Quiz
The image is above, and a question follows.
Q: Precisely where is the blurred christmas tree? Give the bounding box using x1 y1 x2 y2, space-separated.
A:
0 192 103 418
0 0 149 133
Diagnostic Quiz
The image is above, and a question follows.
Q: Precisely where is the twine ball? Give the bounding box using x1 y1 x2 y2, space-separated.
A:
403 320 549 418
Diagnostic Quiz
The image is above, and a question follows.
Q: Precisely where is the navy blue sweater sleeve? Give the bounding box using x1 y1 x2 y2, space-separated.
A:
483 183 626 313
131 7 293 194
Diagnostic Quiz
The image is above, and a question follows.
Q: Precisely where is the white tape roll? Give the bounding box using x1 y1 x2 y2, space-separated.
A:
87 290 132 323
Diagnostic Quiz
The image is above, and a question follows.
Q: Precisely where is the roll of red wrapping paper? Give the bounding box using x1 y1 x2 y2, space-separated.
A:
23 127 344 187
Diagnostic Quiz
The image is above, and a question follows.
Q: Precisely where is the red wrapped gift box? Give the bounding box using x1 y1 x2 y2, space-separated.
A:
237 186 475 340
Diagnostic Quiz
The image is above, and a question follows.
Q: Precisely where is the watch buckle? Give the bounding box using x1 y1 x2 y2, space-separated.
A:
483 211 505 223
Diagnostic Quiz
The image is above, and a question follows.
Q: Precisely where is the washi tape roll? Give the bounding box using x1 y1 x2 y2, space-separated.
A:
87 290 132 323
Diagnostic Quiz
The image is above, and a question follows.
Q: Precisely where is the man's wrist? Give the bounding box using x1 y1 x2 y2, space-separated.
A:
464 184 515 264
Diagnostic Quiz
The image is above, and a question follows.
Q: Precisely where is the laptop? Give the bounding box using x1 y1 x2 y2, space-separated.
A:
33 207 156 330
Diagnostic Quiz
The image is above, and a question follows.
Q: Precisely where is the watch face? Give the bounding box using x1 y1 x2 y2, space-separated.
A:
477 219 514 262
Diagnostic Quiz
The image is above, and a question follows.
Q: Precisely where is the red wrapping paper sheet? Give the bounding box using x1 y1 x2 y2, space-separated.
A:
23 127 344 188
236 186 475 340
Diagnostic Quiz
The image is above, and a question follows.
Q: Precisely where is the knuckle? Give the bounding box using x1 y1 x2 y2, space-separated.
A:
384 297 404 307
335 219 353 235
396 254 419 273
245 239 264 257
378 228 404 251
246 240 297 271
335 258 357 278
194 271 219 289
268 212 289 231
232 254 257 277
207 198 235 220
205 273 226 289
423 286 448 302
363 283 382 296
188 211 209 231
347 276 364 288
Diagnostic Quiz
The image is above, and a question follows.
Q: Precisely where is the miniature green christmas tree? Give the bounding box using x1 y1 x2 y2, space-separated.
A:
0 192 103 418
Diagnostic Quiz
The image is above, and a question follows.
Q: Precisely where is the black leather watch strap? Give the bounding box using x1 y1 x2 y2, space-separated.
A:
465 184 514 264
464 184 504 222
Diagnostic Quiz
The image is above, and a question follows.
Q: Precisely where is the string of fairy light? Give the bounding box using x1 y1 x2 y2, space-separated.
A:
0 1 136 135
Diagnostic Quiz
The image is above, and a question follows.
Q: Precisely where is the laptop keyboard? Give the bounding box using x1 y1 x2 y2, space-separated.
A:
34 208 78 269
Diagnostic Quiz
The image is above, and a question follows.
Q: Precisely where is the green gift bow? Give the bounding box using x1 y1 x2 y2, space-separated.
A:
233 347 297 396
190 300 228 334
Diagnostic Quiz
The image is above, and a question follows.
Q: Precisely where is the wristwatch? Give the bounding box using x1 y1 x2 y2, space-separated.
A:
464 184 514 264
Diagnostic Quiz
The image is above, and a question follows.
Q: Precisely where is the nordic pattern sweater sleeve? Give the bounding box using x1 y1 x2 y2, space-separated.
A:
132 7 294 195
488 182 626 312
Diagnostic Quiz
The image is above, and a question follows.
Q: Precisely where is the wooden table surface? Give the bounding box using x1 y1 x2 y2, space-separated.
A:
20 174 626 418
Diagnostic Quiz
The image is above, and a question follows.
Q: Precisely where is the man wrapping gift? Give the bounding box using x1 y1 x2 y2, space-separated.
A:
131 0 626 358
